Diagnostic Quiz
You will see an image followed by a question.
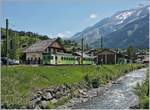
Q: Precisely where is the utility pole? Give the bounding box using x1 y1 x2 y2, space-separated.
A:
6 18 9 65
101 34 103 49
81 38 84 65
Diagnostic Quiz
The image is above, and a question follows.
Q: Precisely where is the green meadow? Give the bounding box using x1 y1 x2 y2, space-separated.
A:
1 64 144 108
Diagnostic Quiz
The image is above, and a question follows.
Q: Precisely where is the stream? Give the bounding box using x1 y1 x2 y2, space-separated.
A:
71 68 147 109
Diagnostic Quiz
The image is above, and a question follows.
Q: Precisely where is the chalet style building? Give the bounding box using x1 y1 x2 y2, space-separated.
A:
96 49 117 64
23 38 65 64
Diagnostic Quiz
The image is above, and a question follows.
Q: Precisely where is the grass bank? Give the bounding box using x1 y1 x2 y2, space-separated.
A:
1 64 144 108
133 69 149 109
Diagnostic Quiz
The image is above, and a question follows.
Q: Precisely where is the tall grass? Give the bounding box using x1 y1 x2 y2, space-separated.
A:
133 69 149 109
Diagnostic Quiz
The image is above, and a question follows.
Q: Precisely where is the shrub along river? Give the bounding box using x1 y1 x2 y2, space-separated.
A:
71 68 147 109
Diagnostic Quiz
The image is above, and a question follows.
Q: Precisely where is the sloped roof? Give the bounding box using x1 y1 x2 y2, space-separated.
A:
96 49 116 55
84 49 95 54
23 39 56 53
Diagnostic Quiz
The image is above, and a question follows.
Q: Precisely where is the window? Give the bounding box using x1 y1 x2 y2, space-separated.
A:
51 56 53 59
61 57 63 60
48 47 51 52
55 56 57 60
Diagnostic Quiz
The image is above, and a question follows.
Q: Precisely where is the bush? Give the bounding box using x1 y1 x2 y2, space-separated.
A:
83 74 100 88
139 96 149 109
124 69 129 73
91 77 100 88
83 74 92 88
133 71 149 109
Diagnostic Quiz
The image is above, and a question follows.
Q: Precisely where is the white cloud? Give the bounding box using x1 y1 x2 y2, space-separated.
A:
57 31 72 39
66 31 71 34
89 13 98 19
57 33 65 38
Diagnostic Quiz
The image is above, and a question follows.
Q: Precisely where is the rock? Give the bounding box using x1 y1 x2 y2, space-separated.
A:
112 81 120 84
58 85 66 94
88 90 97 96
96 90 103 96
129 104 140 109
42 92 53 100
36 90 43 95
34 105 41 109
34 97 41 103
83 94 88 98
39 100 48 109
28 101 36 109
61 85 66 91
82 92 87 95
55 92 62 99
45 88 52 92
31 95 38 101
62 92 68 96
29 98 41 108
81 98 88 102
51 98 58 104
78 89 84 94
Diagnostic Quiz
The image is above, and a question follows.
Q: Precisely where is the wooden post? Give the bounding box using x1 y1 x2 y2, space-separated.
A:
6 19 9 65
115 54 116 64
101 34 103 49
81 38 83 65
105 54 107 64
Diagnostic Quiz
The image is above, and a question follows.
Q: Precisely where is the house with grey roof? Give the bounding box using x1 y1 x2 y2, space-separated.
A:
23 38 65 64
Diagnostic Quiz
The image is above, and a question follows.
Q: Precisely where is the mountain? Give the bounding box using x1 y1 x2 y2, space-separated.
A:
71 5 149 48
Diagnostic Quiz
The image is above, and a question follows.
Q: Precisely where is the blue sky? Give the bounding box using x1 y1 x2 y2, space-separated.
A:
1 0 149 38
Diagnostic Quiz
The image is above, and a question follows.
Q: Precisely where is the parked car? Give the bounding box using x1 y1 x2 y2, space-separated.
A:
1 57 19 65
12 59 20 64
1 57 7 65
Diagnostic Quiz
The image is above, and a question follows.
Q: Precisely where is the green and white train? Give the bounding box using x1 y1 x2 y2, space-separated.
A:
42 52 94 65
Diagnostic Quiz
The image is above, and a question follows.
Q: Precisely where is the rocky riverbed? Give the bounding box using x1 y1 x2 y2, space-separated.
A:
56 82 113 109
28 78 115 109
69 68 147 109
28 68 146 109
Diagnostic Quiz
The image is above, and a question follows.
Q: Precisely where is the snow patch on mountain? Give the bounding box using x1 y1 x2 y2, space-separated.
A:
115 11 134 24
136 10 142 16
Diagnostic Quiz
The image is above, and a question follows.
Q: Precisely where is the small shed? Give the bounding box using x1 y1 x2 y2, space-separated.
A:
96 49 117 64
